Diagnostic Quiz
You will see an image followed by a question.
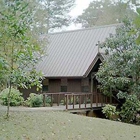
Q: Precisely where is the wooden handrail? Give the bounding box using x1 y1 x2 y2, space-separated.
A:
43 92 114 109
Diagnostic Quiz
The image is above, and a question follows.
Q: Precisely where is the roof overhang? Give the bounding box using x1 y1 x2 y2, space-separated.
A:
83 53 106 77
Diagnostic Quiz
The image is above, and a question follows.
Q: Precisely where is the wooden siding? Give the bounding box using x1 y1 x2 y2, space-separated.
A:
19 86 39 99
67 79 81 92
61 78 68 86
49 79 61 93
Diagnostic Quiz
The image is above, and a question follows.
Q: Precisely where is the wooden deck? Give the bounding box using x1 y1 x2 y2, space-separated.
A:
50 103 104 112
43 92 115 111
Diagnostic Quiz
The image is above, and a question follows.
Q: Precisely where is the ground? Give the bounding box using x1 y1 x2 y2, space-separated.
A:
0 105 140 140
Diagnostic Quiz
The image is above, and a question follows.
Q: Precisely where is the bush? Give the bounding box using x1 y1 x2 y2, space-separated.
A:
45 95 52 106
68 96 79 105
0 88 24 106
60 99 65 105
102 104 119 120
120 95 140 123
84 97 91 104
25 93 43 107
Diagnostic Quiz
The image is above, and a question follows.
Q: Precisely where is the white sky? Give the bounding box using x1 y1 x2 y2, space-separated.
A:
69 0 92 17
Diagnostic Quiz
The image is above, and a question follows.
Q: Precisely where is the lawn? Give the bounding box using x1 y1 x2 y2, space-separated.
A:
0 108 140 140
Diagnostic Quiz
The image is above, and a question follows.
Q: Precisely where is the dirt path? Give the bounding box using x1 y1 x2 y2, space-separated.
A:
0 104 64 112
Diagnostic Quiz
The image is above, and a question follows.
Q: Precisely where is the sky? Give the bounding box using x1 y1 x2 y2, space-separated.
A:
69 0 92 18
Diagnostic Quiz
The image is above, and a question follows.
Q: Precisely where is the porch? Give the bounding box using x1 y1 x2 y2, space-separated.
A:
43 92 116 111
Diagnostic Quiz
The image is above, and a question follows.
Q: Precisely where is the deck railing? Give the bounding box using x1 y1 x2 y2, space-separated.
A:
43 92 114 110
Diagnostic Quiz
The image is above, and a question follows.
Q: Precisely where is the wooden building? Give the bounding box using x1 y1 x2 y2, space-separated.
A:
21 24 118 99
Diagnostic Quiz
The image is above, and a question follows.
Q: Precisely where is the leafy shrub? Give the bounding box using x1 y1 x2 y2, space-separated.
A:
25 93 43 107
45 95 52 106
84 97 91 104
120 95 140 123
136 114 140 125
60 99 65 105
0 88 24 106
102 104 119 120
68 96 79 105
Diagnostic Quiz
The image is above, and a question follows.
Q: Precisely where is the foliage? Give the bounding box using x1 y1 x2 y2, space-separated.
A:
30 0 75 33
76 0 136 28
60 99 65 105
96 18 140 124
84 97 91 104
0 88 24 106
45 95 52 106
136 114 140 125
0 0 45 117
102 104 119 120
96 19 140 97
25 94 53 107
0 0 44 89
133 7 140 44
68 96 79 105
120 94 140 123
25 93 43 107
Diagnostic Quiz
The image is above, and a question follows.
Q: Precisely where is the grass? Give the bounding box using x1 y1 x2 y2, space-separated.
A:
0 108 140 140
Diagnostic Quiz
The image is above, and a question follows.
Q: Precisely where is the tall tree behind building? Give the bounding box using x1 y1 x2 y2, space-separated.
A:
30 0 75 33
75 0 136 28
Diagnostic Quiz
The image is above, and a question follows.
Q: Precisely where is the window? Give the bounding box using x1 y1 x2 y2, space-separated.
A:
42 85 48 92
81 86 89 92
61 86 67 92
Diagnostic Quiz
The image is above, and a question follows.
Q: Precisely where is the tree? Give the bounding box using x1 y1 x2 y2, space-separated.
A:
96 19 140 98
75 0 136 28
0 0 44 118
30 0 75 33
96 19 140 123
134 8 140 44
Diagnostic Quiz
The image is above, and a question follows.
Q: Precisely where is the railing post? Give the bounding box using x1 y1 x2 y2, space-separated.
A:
73 95 75 109
57 94 60 106
105 96 107 104
43 94 46 107
90 93 93 108
66 95 68 110
64 93 66 105
96 93 98 107
101 94 103 106
51 94 53 107
85 94 87 108
79 95 81 109
110 96 112 104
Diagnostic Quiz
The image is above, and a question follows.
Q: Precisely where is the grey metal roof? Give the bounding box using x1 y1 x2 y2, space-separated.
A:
36 24 118 77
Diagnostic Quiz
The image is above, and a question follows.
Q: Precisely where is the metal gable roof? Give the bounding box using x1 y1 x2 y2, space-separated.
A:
36 24 118 77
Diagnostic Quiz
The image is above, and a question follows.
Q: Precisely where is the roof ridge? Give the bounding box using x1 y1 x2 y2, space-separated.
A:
49 23 121 35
